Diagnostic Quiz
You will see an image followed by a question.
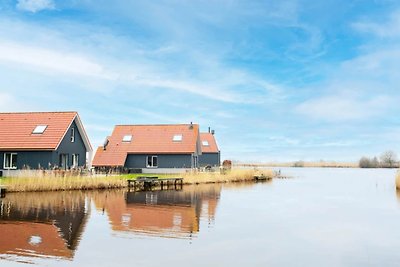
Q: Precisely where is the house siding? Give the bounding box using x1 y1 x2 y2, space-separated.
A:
0 120 88 170
55 120 87 167
125 154 193 169
0 151 53 170
199 152 220 167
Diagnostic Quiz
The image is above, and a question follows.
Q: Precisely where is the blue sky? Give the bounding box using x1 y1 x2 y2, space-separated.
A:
0 0 399 162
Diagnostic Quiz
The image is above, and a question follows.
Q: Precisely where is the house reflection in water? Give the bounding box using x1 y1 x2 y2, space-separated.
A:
0 192 89 260
94 185 221 239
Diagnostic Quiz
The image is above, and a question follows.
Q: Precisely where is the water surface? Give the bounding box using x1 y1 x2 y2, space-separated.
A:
1 168 399 266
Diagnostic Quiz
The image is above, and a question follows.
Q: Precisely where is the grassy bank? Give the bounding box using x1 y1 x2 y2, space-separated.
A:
0 169 274 193
396 171 400 190
237 161 358 168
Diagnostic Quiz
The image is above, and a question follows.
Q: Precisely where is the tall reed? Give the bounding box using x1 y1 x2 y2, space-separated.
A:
182 168 273 184
0 168 274 192
396 171 400 190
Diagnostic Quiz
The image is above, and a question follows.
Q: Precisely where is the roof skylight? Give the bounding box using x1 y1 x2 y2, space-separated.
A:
172 134 183 142
32 125 47 134
202 140 209 146
122 135 132 142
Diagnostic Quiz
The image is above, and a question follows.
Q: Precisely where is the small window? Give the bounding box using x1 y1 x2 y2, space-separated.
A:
122 135 132 142
146 156 158 168
172 134 183 142
3 153 17 169
72 154 79 168
202 140 209 146
71 128 75 143
32 125 47 134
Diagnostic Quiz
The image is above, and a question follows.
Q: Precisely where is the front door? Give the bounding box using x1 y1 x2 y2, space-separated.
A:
59 154 69 170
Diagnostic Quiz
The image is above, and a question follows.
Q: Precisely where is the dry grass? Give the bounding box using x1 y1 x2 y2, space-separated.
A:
237 161 358 168
1 176 126 193
1 190 86 212
396 171 400 190
0 168 274 192
182 168 274 184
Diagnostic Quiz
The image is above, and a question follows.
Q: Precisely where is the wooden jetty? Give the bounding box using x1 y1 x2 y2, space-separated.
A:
253 175 272 181
127 176 184 191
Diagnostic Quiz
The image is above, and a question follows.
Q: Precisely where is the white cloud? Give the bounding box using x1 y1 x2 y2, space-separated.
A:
16 0 55 13
295 92 392 122
352 10 400 38
0 41 116 80
0 92 30 112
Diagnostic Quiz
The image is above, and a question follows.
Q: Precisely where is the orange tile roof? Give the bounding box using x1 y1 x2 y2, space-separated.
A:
0 112 78 150
0 221 72 259
92 124 200 167
200 133 219 153
0 111 91 150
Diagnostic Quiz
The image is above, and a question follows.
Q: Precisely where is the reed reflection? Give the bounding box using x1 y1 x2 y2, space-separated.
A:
94 185 221 239
0 191 89 260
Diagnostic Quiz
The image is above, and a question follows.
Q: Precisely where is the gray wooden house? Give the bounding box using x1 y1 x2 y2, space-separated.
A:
0 111 92 174
199 131 220 167
92 123 201 173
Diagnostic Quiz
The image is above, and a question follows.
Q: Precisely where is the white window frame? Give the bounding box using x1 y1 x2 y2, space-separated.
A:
172 134 183 142
202 140 209 146
3 153 17 170
122 135 132 142
72 154 79 168
32 125 47 134
71 128 75 143
146 156 158 168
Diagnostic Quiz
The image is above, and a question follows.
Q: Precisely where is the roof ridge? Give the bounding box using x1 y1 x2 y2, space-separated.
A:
114 123 199 126
0 111 78 114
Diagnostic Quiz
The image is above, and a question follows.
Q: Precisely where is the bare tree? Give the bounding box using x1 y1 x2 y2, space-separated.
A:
380 150 398 168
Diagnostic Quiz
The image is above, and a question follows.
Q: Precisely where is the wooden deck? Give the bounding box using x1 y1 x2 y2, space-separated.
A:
127 176 183 191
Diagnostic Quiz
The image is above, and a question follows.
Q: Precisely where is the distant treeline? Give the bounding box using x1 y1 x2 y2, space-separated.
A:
359 151 399 168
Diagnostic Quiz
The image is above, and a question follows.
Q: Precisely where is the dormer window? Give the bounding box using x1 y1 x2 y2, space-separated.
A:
172 134 183 142
202 140 209 146
122 135 132 142
32 125 47 134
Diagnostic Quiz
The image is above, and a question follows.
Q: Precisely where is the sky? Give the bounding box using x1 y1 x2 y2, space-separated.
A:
0 0 400 162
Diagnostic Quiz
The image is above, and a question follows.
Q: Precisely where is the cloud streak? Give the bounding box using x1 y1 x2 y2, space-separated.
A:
16 0 55 13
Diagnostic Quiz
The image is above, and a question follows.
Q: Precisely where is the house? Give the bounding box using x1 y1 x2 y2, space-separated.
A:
93 184 220 238
0 111 92 173
92 123 201 173
0 192 88 259
199 130 220 167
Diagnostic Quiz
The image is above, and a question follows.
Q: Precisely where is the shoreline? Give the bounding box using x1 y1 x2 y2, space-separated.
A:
0 169 274 193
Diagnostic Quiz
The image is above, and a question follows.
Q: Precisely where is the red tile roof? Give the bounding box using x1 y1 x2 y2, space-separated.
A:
200 133 219 153
92 124 200 167
0 112 91 151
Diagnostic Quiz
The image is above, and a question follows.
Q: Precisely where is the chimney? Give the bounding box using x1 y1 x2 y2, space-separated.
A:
208 127 211 133
103 138 109 150
211 130 215 135
189 122 193 129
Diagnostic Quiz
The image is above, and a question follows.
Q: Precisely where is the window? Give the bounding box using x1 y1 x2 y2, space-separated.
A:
32 125 47 134
172 134 183 142
202 140 209 146
71 128 75 142
72 154 79 168
146 156 158 168
122 135 132 142
3 153 17 169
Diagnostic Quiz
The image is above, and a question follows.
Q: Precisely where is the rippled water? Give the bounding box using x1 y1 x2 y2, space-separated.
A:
1 168 399 266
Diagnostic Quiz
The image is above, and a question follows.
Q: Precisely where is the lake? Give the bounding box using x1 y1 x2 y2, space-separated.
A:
1 168 400 266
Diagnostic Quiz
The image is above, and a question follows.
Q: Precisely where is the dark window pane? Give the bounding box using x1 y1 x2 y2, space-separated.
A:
5 153 11 168
11 154 17 168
